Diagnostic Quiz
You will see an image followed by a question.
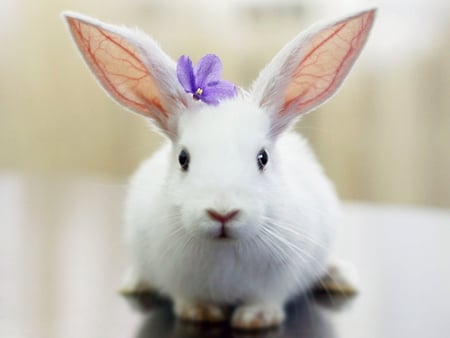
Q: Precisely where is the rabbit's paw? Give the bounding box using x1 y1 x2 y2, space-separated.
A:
316 259 359 295
119 267 154 296
231 303 285 330
174 299 228 323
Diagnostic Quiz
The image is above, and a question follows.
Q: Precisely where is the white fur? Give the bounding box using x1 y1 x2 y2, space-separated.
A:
63 9 376 328
125 98 339 306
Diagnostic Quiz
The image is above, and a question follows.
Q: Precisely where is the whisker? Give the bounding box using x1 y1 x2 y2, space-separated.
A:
260 215 329 250
260 225 314 261
258 222 340 297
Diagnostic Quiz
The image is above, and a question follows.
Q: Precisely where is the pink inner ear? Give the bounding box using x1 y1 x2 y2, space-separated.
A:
67 17 167 118
283 10 375 114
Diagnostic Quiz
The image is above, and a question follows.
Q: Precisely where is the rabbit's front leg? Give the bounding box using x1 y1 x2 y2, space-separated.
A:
315 258 359 295
231 302 285 330
174 298 229 323
119 266 154 295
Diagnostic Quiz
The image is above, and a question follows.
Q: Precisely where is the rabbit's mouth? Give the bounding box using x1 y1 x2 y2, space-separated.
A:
206 209 240 240
214 224 232 240
185 207 256 241
210 222 237 241
207 209 240 240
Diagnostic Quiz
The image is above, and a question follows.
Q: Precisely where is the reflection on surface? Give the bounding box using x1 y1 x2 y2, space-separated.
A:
131 292 342 338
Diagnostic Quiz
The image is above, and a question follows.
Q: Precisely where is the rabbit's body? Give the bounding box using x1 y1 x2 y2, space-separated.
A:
63 8 375 329
125 99 339 306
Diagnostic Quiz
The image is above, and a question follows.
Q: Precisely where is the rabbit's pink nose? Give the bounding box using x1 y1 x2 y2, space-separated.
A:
206 209 240 224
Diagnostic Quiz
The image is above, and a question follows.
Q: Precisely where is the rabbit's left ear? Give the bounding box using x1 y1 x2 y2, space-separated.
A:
62 12 188 138
252 9 376 136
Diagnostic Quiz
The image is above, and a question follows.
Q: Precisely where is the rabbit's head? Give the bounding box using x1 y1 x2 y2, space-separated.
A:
63 10 375 240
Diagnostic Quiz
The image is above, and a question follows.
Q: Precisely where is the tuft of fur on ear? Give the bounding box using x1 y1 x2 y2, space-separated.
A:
62 11 189 138
251 9 376 136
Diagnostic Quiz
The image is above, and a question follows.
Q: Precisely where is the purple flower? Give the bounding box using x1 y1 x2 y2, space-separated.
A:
176 54 237 106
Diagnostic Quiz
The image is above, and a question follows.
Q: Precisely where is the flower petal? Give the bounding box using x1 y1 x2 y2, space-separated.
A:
202 80 237 105
194 54 222 88
176 55 195 93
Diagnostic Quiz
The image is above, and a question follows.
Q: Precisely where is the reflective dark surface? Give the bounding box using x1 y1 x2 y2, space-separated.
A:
129 292 344 338
1 174 450 338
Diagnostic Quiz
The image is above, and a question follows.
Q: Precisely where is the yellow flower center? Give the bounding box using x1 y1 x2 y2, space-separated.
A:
195 88 203 96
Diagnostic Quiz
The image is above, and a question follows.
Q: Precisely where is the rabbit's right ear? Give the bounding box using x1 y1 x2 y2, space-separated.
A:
62 12 188 138
251 9 376 137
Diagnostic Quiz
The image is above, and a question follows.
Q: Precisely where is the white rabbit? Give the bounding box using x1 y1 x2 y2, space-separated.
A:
63 9 375 329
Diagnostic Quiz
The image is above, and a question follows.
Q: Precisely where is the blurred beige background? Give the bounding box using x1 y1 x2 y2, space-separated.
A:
1 0 449 207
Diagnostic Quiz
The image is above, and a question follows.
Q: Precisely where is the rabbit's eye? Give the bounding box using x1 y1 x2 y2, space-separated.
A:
178 148 190 171
257 149 269 171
